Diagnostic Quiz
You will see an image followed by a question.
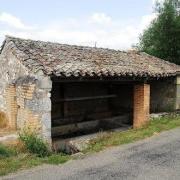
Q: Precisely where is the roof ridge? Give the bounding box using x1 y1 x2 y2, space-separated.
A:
4 35 128 53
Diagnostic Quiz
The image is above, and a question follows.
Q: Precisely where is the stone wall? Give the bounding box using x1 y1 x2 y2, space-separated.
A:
0 41 52 144
150 78 176 112
0 41 29 129
16 76 52 143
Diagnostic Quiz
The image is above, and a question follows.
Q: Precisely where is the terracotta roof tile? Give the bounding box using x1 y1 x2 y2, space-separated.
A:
1 36 180 78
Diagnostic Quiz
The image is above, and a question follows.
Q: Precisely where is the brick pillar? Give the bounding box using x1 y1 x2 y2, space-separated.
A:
133 83 150 128
5 85 18 130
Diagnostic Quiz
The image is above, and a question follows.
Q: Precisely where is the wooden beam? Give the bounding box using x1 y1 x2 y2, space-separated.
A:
51 76 149 83
53 94 117 103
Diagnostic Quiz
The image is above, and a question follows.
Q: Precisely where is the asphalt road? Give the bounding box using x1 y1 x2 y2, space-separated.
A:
2 128 180 180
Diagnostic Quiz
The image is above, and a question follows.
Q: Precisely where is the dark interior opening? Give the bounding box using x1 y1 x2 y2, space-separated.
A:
51 81 133 138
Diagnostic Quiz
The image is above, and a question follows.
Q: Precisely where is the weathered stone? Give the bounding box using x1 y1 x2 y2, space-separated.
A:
151 78 176 112
42 113 51 128
35 69 45 77
35 89 47 98
150 112 169 119
176 75 180 85
25 97 51 112
0 56 53 143
38 77 52 90
0 133 19 145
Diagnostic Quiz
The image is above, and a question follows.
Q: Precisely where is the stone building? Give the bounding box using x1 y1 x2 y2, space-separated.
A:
0 36 180 146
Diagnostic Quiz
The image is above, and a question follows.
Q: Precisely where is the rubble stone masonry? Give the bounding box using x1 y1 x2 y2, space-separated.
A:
0 40 52 144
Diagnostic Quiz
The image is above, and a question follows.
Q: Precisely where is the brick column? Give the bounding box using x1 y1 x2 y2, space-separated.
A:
5 85 18 130
133 83 150 128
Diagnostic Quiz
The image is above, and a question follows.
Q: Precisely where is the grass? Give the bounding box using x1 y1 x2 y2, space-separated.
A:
0 130 70 176
1 114 180 176
0 152 70 176
84 114 180 152
0 144 17 158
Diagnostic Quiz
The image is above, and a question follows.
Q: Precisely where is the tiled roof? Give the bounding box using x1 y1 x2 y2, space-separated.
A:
1 36 180 78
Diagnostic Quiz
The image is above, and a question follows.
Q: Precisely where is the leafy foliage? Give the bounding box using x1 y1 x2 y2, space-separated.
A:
137 0 180 64
0 144 16 158
19 130 50 157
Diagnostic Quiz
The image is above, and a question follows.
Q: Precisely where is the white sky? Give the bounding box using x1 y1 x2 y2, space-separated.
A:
0 0 158 50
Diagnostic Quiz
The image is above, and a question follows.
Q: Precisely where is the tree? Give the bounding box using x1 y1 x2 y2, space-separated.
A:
137 0 180 64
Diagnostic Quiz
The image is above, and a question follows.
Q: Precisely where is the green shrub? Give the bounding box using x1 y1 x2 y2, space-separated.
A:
19 131 50 157
0 144 16 158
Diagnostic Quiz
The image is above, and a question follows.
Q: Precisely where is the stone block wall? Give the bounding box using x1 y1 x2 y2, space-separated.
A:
0 40 52 144
150 78 176 112
16 82 41 131
16 75 52 144
0 42 29 130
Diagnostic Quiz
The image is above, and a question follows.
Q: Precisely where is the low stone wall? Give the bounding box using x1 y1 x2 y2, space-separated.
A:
150 111 180 119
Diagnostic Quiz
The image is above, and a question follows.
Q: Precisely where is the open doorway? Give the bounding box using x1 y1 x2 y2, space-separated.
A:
51 81 133 139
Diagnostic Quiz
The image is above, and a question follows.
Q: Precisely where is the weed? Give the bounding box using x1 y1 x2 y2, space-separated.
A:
19 130 50 157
